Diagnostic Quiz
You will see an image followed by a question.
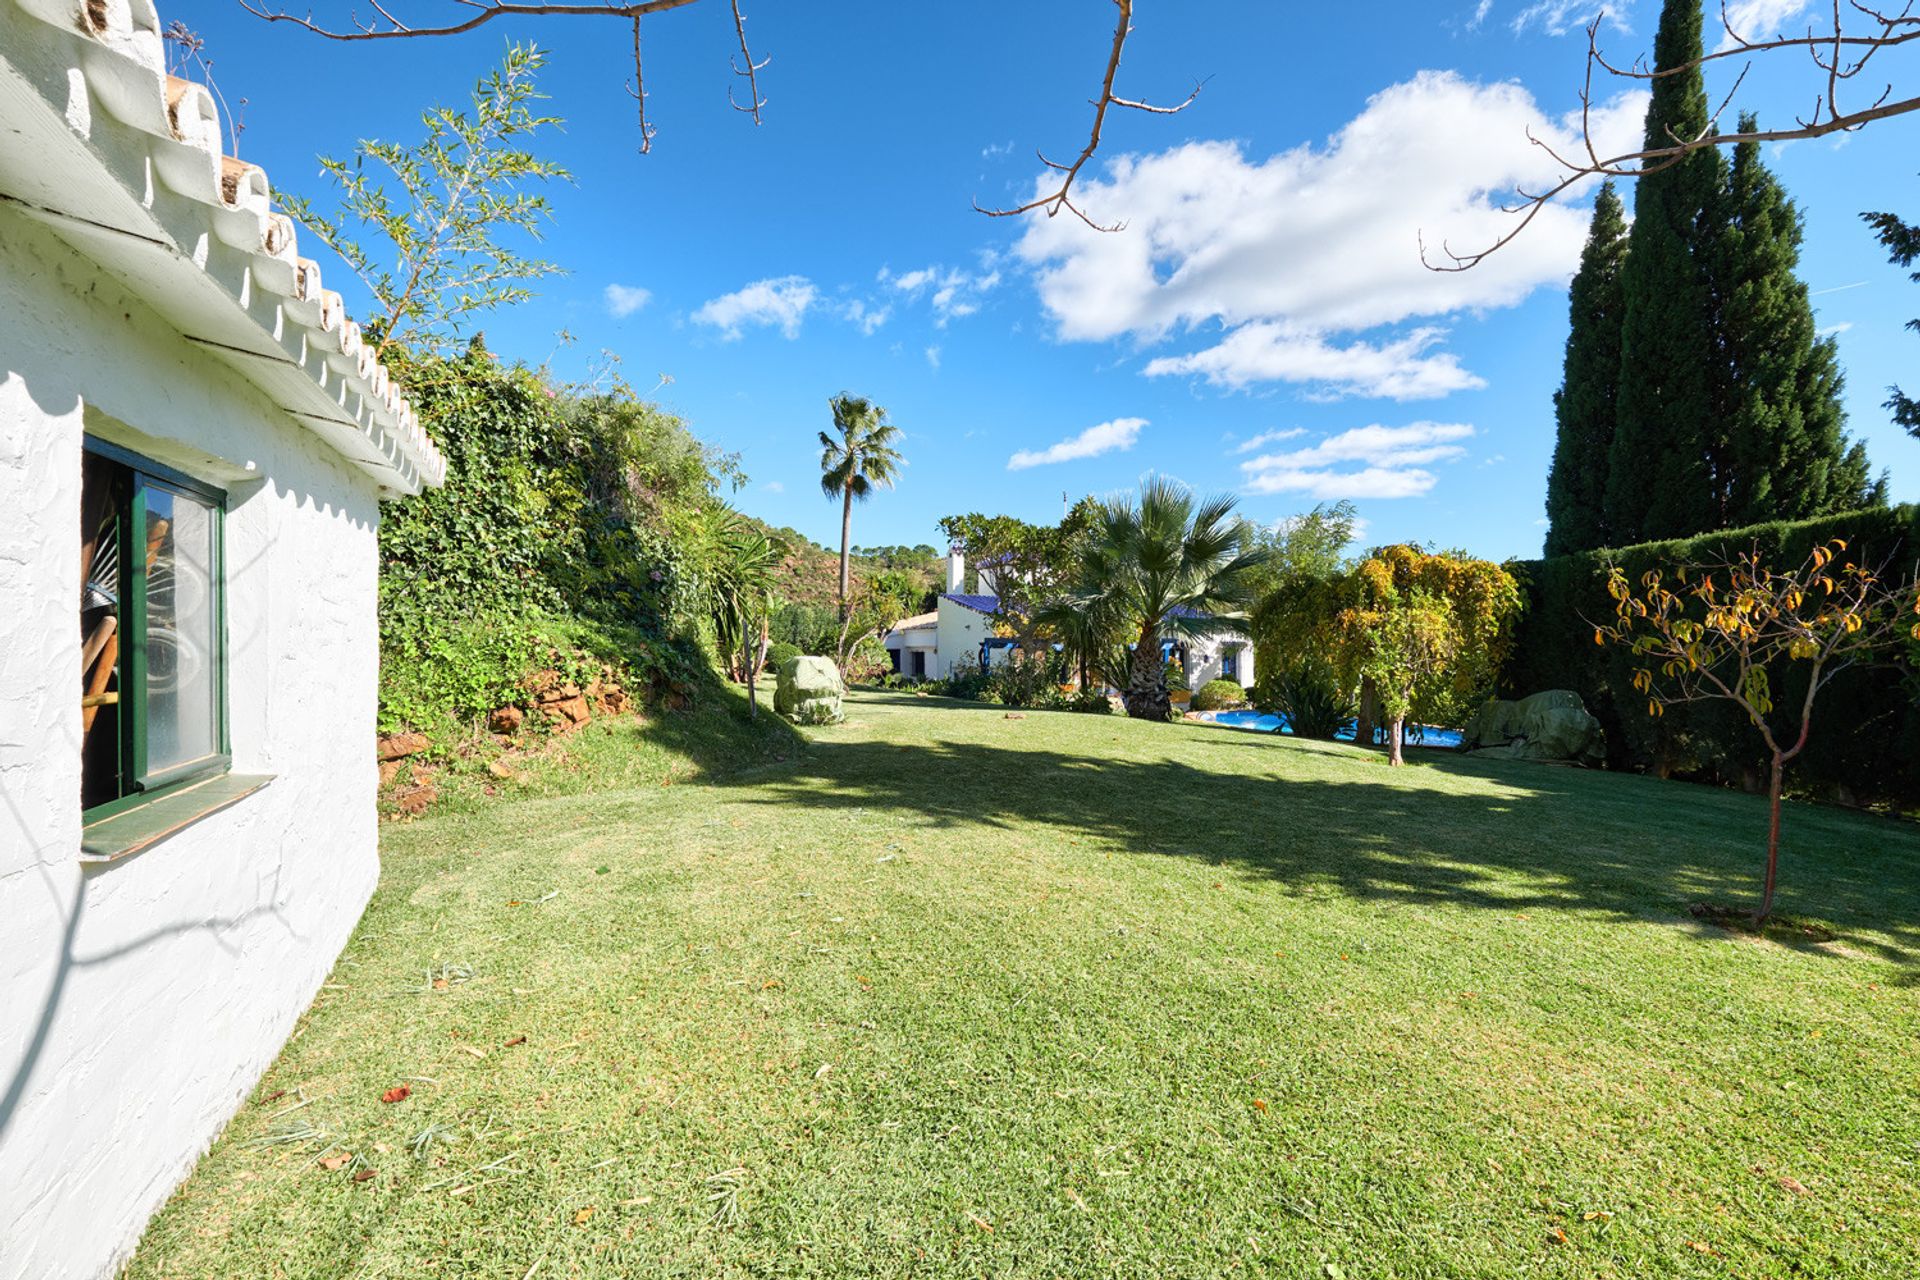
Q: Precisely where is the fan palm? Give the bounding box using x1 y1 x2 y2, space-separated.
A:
818 394 904 616
1039 477 1269 721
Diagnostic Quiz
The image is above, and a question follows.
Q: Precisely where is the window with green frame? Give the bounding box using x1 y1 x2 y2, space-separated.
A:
81 439 228 820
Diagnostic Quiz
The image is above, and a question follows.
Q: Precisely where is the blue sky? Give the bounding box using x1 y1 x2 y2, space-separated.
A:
189 0 1920 558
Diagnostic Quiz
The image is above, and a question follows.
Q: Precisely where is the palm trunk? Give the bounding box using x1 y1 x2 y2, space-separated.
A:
1124 625 1170 721
1387 714 1405 766
838 488 854 618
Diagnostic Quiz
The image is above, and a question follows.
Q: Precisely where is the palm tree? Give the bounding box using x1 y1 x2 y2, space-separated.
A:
1041 478 1269 721
705 509 787 715
818 394 904 617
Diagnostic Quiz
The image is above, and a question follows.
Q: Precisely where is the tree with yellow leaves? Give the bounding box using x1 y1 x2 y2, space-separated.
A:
1599 539 1920 922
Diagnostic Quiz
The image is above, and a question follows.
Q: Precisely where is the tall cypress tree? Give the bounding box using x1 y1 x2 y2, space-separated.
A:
1545 182 1629 555
1607 0 1725 544
1713 115 1881 524
1862 194 1920 438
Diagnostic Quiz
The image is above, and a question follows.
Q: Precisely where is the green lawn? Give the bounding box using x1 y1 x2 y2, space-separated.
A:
127 692 1920 1278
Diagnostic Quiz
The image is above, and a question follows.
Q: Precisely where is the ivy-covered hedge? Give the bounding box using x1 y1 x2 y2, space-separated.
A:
376 342 729 736
1502 504 1920 805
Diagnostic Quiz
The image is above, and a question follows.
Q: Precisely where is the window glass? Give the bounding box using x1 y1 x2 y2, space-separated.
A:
143 485 220 776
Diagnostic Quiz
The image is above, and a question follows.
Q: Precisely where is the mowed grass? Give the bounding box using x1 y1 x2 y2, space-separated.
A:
126 692 1920 1278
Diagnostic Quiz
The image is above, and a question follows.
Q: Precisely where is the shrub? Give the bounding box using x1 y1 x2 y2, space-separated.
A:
1067 689 1114 714
1503 503 1920 803
1260 658 1357 740
1191 679 1248 711
765 642 801 671
983 650 1068 708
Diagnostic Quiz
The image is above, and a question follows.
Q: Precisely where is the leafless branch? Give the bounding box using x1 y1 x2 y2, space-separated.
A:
973 0 1205 232
624 15 655 153
1427 1 1920 271
726 0 768 122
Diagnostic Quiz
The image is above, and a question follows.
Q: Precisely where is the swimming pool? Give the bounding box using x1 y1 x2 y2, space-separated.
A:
1197 708 1465 750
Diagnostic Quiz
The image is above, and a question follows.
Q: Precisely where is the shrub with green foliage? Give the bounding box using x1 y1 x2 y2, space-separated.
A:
765 642 802 672
1503 503 1920 803
376 342 732 738
1191 679 1248 711
1256 658 1357 740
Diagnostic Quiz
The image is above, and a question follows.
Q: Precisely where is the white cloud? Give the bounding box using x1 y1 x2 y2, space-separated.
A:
1144 325 1487 400
1718 0 1813 49
762 480 785 493
603 284 651 318
882 264 1002 326
1240 422 1476 499
1233 428 1307 454
1468 0 1495 30
842 299 891 335
924 345 942 370
1015 71 1646 398
1511 2 1627 36
692 275 816 340
1820 321 1854 337
1008 417 1147 471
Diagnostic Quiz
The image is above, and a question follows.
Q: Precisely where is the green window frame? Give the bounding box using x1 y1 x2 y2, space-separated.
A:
81 437 230 823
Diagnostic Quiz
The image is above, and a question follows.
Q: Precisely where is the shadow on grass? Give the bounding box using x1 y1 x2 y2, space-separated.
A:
715 700 1920 968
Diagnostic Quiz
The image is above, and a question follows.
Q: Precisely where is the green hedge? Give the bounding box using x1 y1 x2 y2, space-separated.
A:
1502 504 1920 805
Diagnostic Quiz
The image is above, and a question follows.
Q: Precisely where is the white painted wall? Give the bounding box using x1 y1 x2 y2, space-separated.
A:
1183 631 1256 692
0 204 383 1279
933 597 995 679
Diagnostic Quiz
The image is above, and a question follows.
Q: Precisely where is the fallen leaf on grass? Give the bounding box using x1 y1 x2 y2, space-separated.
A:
353 1168 376 1183
813 1063 834 1079
459 1046 487 1060
1778 1176 1811 1196
1686 1241 1717 1256
1066 1187 1089 1212
381 1086 411 1104
504 1036 527 1048
318 1154 351 1171
432 979 449 991
966 1213 993 1233
1547 1227 1569 1244
1251 1099 1269 1113
761 979 782 991
1583 1210 1614 1221
261 1089 287 1105
573 1207 595 1225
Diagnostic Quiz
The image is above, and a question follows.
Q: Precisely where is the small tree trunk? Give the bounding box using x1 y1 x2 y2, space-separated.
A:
838 489 854 618
1355 677 1379 747
1387 714 1405 766
1758 751 1784 923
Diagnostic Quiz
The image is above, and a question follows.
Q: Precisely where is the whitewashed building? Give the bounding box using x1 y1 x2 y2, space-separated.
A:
884 549 1255 691
0 4 444 1277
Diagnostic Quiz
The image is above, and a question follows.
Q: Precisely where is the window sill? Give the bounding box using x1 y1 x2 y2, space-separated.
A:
81 773 274 864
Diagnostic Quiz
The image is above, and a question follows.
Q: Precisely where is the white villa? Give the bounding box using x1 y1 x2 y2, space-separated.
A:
885 550 1256 693
0 4 444 1276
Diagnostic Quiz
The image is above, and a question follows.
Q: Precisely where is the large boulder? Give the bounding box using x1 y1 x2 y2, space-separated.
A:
774 655 845 724
1462 689 1605 766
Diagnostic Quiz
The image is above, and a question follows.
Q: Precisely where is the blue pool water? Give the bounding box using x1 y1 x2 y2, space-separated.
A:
1199 708 1465 750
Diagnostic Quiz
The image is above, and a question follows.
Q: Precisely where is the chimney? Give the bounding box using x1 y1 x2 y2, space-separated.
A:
946 547 966 594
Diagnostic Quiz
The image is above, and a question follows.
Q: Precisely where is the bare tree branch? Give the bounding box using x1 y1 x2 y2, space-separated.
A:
973 0 1204 232
726 0 767 122
239 0 1194 228
1427 1 1920 271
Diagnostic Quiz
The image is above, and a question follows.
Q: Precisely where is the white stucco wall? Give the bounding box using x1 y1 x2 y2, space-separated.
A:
1185 631 1256 692
933 598 994 679
0 204 383 1279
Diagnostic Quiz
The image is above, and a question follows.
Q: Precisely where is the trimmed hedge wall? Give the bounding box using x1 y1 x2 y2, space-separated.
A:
1502 504 1920 806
